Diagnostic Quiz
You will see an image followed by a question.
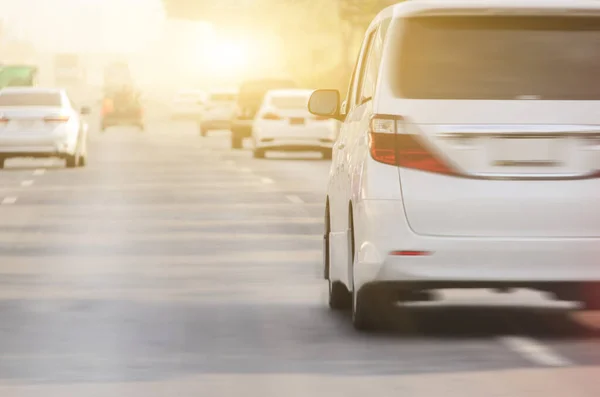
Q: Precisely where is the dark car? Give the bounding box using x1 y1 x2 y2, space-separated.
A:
100 86 144 131
230 78 297 149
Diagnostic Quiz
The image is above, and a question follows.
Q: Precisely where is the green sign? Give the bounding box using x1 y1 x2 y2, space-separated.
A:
0 65 38 88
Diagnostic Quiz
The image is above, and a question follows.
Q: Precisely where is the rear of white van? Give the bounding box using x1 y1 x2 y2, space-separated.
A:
356 9 600 304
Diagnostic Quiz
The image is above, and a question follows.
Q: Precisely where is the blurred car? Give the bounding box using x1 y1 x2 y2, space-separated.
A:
101 86 144 131
311 0 600 331
171 89 205 120
230 78 297 149
0 87 89 168
251 89 335 159
199 89 237 136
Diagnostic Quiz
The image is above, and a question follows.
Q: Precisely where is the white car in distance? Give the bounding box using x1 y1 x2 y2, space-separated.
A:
251 89 336 159
199 89 237 136
0 87 89 169
309 0 600 331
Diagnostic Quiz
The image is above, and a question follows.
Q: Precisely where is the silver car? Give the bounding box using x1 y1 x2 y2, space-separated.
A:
0 87 89 169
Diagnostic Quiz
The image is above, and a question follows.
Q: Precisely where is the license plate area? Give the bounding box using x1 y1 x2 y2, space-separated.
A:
490 137 562 167
289 117 305 125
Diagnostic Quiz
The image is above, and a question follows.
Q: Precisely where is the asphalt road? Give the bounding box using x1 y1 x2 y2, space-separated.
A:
0 113 598 396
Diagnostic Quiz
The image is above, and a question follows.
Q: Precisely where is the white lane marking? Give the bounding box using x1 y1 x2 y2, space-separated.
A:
2 196 17 205
499 336 571 367
240 167 252 173
285 195 304 204
261 177 275 184
33 169 45 176
21 180 34 187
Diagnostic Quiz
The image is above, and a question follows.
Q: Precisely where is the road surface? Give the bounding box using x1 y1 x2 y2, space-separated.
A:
0 113 598 396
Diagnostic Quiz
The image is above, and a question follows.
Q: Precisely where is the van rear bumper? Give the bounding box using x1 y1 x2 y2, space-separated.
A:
351 199 600 292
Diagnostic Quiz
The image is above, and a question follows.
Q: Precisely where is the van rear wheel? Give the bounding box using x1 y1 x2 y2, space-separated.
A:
231 135 243 149
65 154 78 168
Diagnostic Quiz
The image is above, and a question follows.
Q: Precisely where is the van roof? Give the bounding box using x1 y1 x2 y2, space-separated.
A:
371 0 600 30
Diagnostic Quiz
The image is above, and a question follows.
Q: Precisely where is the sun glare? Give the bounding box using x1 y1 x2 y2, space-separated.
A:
208 41 249 74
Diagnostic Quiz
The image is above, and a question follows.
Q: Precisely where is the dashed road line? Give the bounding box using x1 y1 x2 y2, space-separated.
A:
261 177 275 184
21 180 34 187
1 196 17 205
499 336 572 367
285 195 304 204
33 169 46 176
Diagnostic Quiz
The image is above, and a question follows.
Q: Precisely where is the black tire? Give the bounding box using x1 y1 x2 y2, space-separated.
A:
65 154 78 168
325 207 352 310
322 148 333 160
329 281 351 311
348 211 386 331
231 135 243 149
252 148 265 159
0 158 5 169
78 154 87 167
352 285 387 331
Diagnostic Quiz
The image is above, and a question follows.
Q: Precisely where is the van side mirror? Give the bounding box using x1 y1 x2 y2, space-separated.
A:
308 89 342 121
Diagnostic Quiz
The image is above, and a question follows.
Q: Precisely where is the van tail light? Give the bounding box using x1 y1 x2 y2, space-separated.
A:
44 115 70 123
368 114 456 176
262 112 282 120
0 117 9 124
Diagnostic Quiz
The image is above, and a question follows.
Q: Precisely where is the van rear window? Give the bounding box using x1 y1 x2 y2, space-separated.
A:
392 16 600 100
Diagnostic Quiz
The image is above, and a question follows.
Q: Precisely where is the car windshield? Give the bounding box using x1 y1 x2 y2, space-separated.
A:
392 16 600 100
270 95 308 109
0 92 62 107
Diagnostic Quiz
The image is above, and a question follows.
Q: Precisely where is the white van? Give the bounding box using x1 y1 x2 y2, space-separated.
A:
309 0 600 330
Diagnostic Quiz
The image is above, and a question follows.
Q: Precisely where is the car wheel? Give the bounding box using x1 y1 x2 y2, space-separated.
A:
78 154 87 167
352 285 389 331
65 153 78 168
231 135 243 149
252 148 265 159
329 281 351 311
325 207 351 310
322 148 333 160
348 212 387 331
0 158 5 169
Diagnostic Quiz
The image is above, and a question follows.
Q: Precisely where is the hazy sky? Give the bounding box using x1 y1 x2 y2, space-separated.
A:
0 0 166 53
